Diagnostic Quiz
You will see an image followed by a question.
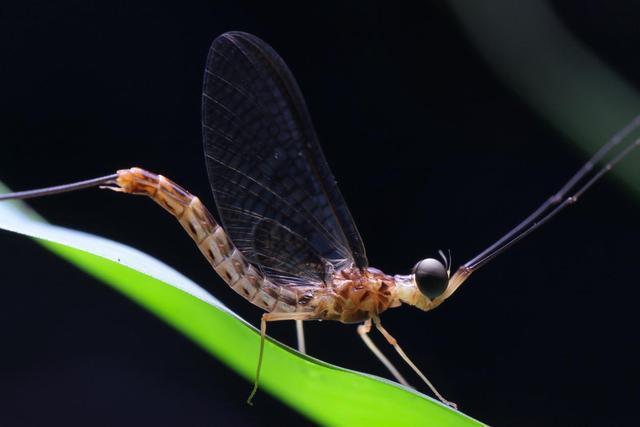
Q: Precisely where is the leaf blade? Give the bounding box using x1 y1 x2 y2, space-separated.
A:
0 182 484 427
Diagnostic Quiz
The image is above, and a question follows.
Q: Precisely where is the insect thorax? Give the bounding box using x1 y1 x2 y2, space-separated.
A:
302 267 397 324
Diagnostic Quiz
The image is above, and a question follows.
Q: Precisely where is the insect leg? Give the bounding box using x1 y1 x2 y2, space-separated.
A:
247 312 314 405
458 116 640 276
295 320 306 354
357 318 410 387
372 316 457 409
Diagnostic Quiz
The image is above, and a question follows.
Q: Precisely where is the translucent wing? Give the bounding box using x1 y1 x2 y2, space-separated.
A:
202 31 367 286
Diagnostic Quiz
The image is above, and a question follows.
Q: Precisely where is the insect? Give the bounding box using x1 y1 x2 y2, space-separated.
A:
1 31 638 408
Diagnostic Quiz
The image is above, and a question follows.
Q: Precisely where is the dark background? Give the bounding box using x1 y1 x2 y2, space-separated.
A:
1 1 639 426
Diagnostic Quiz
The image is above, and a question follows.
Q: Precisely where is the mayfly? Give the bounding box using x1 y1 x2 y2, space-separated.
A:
1 31 638 408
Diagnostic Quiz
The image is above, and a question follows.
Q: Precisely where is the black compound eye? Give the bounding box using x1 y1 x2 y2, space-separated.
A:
413 258 448 300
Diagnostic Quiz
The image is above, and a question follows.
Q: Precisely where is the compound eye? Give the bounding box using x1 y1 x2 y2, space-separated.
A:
413 258 449 300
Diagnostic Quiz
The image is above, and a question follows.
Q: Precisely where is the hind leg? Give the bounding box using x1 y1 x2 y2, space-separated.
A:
295 320 306 354
247 312 315 405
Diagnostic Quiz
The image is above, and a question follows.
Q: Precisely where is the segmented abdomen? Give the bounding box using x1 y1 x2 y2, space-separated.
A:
114 167 309 314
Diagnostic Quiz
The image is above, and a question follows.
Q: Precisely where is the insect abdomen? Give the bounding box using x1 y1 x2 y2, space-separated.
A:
114 167 303 313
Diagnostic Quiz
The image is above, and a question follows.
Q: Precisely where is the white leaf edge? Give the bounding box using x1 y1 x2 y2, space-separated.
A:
0 181 244 325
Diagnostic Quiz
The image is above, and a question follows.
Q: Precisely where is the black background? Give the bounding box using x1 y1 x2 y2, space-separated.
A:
1 1 639 426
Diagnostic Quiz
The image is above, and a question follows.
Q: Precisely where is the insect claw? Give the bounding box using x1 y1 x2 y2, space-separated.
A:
445 400 458 410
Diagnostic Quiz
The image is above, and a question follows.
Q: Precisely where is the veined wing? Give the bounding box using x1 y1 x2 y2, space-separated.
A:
202 31 367 286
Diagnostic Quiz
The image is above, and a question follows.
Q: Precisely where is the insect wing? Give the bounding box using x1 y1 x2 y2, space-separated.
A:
202 32 368 285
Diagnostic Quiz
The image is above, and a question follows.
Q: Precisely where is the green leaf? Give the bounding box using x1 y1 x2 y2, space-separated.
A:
448 0 640 195
0 182 484 427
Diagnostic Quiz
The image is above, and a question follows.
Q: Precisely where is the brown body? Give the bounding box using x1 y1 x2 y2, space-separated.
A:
319 267 397 323
115 168 399 324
